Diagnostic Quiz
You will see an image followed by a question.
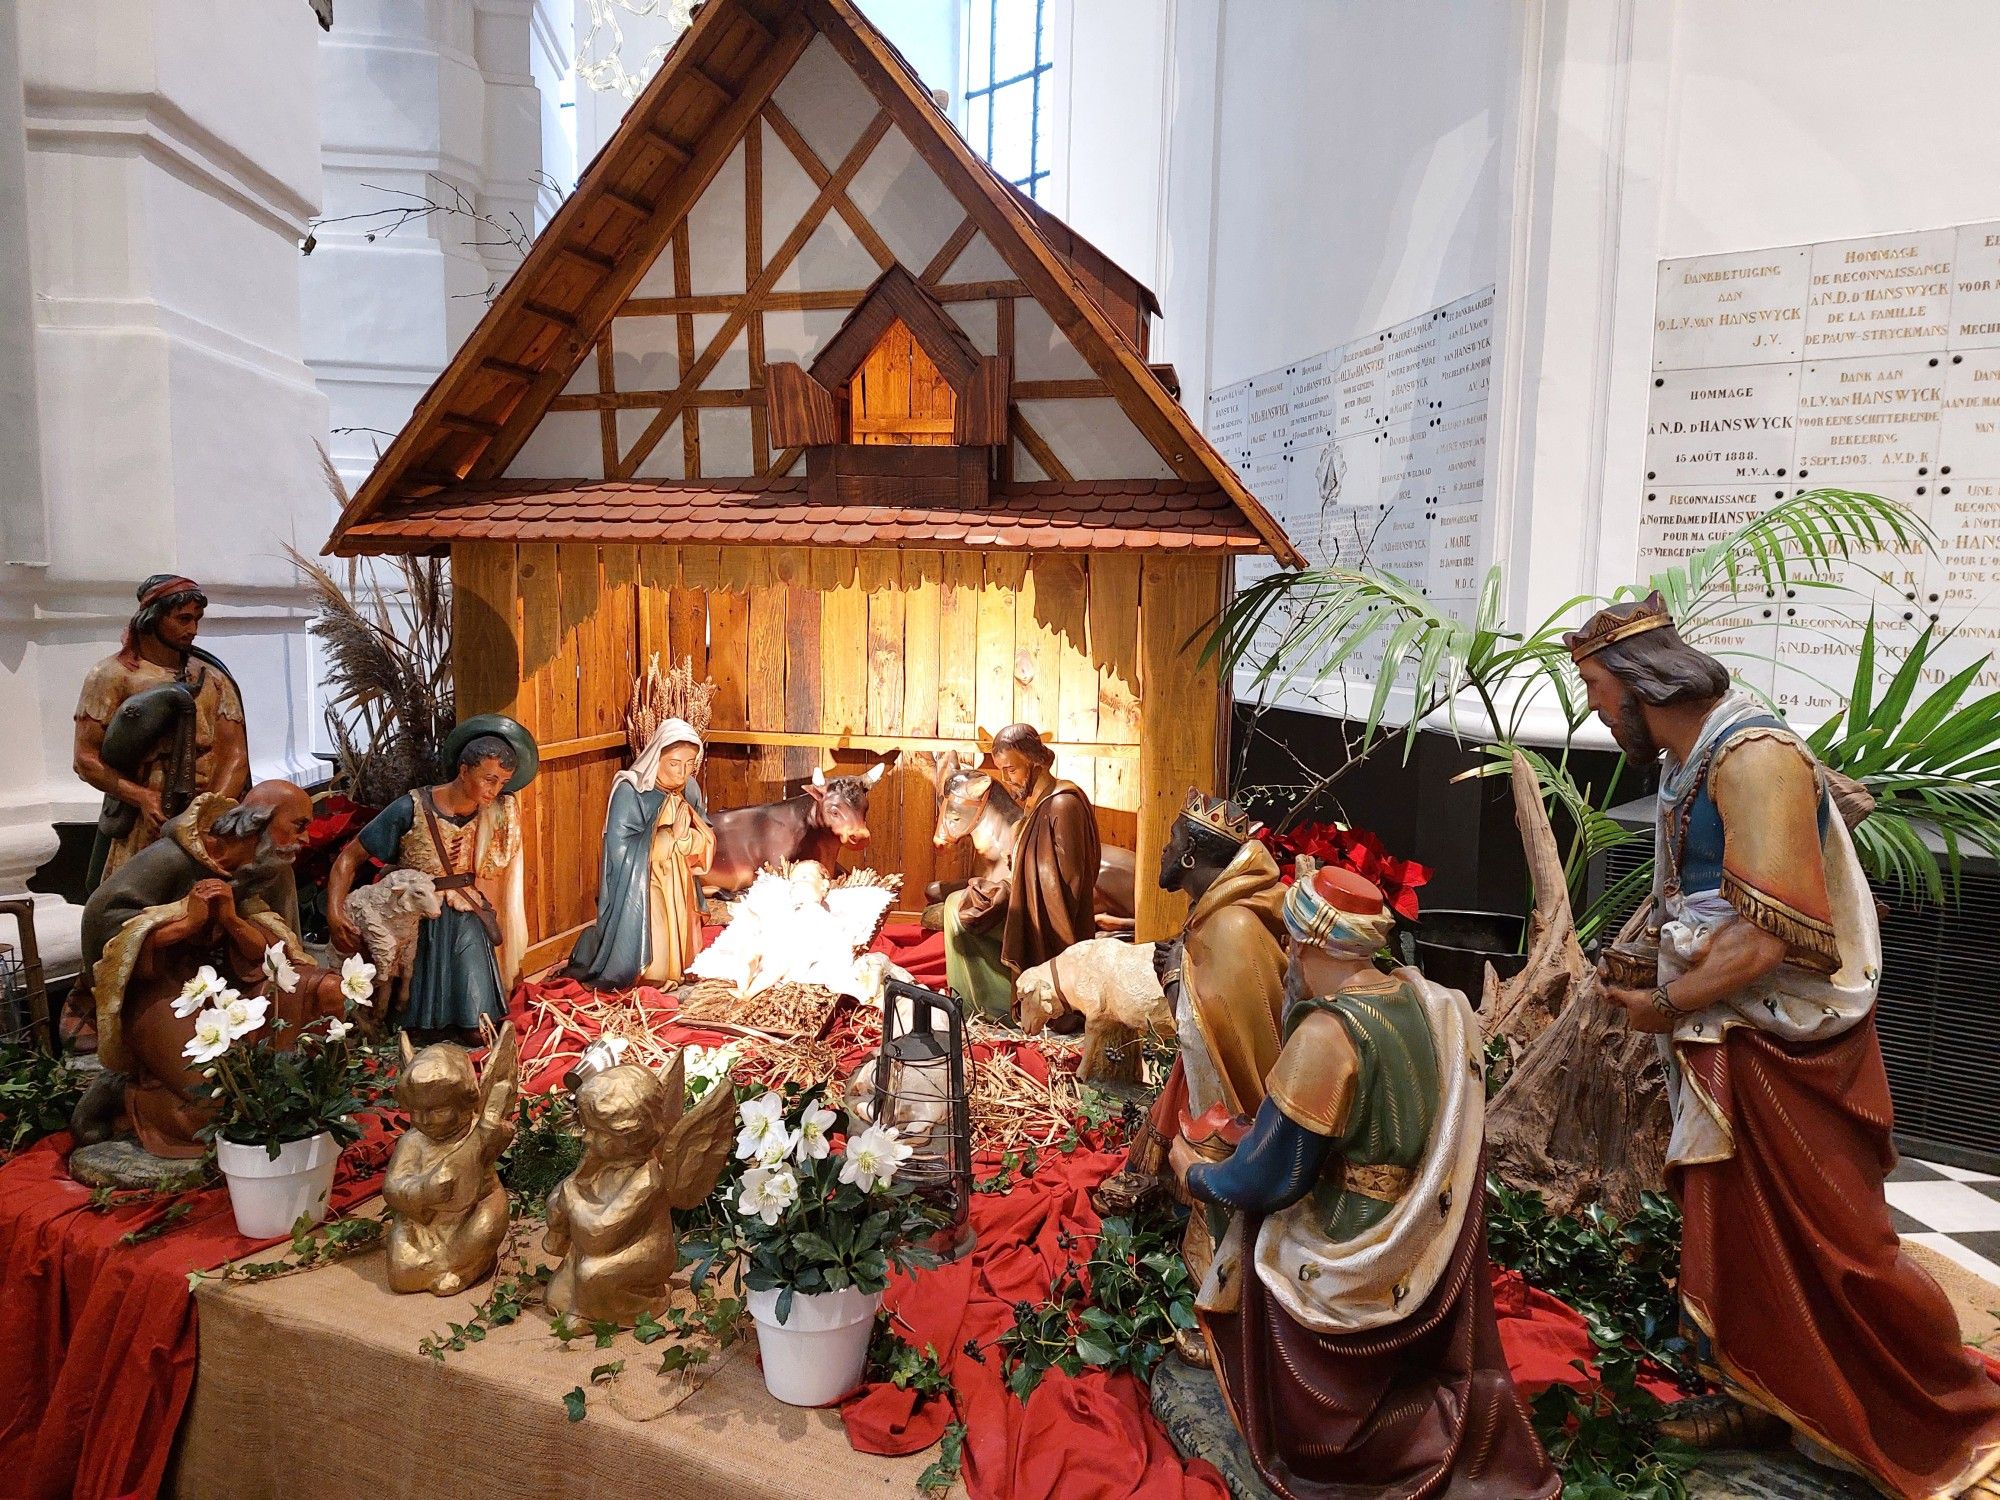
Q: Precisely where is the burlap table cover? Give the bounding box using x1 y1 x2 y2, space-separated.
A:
174 1241 942 1498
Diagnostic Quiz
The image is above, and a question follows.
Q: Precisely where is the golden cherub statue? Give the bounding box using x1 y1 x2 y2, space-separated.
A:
383 1022 519 1295
544 1052 735 1327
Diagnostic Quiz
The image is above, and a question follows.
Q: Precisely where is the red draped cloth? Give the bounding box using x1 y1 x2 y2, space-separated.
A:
0 1124 390 1500
1674 1017 2000 1500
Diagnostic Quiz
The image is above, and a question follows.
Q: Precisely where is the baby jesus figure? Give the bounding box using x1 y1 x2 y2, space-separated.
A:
383 1024 518 1295
689 861 899 1002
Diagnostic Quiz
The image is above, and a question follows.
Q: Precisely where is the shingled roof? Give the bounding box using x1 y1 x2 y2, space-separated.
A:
325 0 1300 567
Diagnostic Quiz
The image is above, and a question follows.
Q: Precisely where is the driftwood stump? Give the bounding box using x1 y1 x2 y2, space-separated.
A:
1480 752 1671 1219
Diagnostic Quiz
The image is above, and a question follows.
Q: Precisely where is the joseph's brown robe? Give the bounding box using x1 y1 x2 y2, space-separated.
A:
958 779 1100 977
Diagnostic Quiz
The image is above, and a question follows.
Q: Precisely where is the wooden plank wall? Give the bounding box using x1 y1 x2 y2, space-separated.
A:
451 542 1228 966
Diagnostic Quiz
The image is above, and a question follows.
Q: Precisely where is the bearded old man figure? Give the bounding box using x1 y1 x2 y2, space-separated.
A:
68 783 344 1159
943 723 1100 1019
1573 594 2000 1499
1171 866 1557 1500
1096 791 1287 1261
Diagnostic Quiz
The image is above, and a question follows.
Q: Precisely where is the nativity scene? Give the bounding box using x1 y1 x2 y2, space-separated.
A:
9 3 2000 1500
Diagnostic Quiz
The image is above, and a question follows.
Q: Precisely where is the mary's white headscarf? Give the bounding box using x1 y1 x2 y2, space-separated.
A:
617 717 703 794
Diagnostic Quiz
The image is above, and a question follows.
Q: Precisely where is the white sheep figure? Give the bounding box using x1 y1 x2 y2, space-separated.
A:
342 867 442 1024
1015 938 1169 1086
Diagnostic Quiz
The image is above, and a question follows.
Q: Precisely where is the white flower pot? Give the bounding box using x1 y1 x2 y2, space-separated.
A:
746 1284 883 1407
216 1132 340 1240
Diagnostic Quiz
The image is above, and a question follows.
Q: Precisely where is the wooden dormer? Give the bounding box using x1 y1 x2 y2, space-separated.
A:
766 265 1007 506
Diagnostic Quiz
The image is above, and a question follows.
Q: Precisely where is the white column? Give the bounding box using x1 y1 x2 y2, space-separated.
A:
5 0 330 966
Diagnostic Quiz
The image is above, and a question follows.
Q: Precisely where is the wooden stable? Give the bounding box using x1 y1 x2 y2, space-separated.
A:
327 0 1300 971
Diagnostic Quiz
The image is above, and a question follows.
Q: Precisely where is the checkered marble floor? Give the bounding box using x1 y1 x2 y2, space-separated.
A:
1887 1155 2000 1289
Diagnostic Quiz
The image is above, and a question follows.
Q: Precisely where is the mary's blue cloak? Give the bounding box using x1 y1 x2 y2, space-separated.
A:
562 778 707 991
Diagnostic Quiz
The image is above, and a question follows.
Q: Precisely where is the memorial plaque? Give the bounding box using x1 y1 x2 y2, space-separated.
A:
1804 228 1954 356
1335 336 1387 439
1635 485 1769 579
1243 369 1294 454
1204 377 1251 453
1426 503 1484 600
1793 354 1942 484
1243 447 1290 517
1695 605 1780 698
1373 501 1431 587
1645 364 1799 482
1939 348 2000 475
1926 477 2000 616
1909 613 2000 695
1381 317 1441 429
1947 221 2000 350
1435 401 1488 509
1654 245 1811 370
1436 289 1496 408
1285 351 1338 447
1381 417 1437 512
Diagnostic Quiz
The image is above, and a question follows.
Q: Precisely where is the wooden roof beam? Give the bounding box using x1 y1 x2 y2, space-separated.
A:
480 357 540 383
603 188 657 221
557 242 617 273
522 300 582 332
643 124 693 164
440 414 504 437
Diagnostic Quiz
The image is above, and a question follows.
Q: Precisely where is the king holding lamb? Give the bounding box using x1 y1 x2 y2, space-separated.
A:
1574 594 2000 1499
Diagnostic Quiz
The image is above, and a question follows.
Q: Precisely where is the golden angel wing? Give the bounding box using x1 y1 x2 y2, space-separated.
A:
658 1077 737 1211
477 1021 520 1133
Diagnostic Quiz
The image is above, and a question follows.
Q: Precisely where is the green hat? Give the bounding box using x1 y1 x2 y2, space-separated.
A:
442 714 539 794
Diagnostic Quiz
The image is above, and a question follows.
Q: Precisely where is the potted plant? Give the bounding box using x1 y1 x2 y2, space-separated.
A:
189 946 381 1238
713 1088 942 1407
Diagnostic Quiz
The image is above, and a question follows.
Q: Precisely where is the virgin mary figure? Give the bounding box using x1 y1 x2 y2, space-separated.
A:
563 719 714 991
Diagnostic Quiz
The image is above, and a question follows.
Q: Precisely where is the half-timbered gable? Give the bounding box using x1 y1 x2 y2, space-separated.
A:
326 0 1299 966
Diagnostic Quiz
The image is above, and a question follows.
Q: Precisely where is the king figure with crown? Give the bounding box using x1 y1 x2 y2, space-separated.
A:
1570 594 2000 1499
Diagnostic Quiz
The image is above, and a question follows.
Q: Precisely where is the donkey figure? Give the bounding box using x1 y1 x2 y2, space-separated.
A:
912 750 1136 931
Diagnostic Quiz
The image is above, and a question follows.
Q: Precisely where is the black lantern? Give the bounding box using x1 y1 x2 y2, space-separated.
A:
875 978 975 1260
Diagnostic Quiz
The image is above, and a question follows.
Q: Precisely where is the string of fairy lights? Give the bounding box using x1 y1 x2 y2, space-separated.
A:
575 0 699 99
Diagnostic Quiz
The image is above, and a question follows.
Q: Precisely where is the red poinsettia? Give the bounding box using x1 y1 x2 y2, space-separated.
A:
1256 822 1432 921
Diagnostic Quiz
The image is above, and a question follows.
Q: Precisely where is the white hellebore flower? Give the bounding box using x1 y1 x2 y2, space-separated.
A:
737 1164 800 1227
795 1102 837 1163
261 943 300 995
339 953 377 1007
683 1041 739 1099
840 1124 913 1194
734 1092 792 1162
182 1006 234 1065
323 1018 353 1044
173 965 229 1019
218 992 271 1041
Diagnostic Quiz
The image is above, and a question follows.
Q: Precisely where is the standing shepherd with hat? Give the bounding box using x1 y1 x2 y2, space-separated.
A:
327 715 538 1043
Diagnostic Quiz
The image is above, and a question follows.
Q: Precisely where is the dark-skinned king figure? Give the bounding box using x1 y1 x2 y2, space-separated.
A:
1572 593 2000 1499
1170 864 1557 1499
1096 790 1288 1321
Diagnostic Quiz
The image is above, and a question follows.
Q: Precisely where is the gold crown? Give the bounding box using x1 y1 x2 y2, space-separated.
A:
1567 596 1674 662
1179 788 1254 845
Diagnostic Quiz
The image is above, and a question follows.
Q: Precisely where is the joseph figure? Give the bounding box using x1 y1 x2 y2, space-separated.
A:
1172 866 1558 1499
1574 594 2000 1499
68 783 338 1158
943 723 1100 1019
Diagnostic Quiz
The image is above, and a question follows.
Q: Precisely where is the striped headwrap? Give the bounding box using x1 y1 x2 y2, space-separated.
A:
1283 866 1397 957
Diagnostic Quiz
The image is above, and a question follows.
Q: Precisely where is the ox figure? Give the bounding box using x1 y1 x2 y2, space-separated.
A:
703 758 892 894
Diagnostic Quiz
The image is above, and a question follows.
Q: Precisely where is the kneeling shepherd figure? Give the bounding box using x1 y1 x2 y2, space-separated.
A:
1171 865 1557 1499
